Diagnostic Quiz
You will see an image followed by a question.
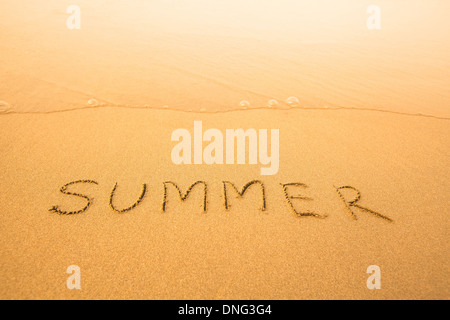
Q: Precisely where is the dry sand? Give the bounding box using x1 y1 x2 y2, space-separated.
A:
0 108 448 299
0 0 449 299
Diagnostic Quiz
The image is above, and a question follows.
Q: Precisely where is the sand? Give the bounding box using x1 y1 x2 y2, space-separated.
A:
0 0 449 299
0 108 448 299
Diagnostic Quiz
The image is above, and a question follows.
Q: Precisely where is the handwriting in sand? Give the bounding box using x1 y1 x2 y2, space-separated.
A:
49 180 393 222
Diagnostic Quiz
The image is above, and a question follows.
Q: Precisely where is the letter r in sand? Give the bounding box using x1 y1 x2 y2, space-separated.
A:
334 186 393 222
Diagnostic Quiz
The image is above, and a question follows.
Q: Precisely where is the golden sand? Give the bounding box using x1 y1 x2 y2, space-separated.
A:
0 108 448 299
0 0 449 299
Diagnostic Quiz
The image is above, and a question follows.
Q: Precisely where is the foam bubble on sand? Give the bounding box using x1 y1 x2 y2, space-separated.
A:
286 96 300 106
239 100 250 109
87 99 100 107
267 99 279 107
0 101 11 113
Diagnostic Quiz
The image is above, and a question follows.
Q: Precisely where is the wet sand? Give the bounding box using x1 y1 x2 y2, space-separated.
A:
1 0 449 117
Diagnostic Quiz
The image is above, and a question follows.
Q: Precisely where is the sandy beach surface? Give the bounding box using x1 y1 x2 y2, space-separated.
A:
0 108 448 299
0 0 449 299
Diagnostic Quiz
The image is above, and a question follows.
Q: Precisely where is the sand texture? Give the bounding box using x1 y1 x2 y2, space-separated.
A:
0 0 449 299
0 108 448 299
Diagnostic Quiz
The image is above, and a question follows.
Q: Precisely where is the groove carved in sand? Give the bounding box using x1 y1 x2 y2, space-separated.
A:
49 180 99 215
109 183 147 213
280 182 327 219
49 180 392 222
162 181 208 213
334 185 393 222
223 180 266 211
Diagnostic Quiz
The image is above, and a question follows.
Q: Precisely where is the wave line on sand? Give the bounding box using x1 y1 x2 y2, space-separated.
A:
2 103 449 120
